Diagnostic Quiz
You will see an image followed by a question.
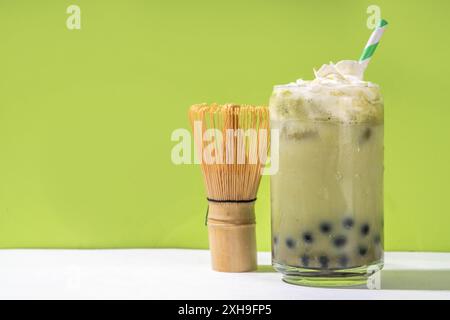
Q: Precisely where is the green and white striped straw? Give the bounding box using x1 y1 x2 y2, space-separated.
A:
359 19 388 68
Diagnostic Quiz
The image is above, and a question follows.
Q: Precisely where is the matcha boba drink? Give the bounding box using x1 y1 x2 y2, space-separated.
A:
270 60 384 286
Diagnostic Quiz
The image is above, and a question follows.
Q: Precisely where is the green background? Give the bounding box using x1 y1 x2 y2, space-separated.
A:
0 0 449 251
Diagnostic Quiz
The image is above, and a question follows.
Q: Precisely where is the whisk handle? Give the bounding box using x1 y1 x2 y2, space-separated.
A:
207 202 257 272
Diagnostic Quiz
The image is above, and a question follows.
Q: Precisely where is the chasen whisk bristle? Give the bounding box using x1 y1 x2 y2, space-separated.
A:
189 103 270 202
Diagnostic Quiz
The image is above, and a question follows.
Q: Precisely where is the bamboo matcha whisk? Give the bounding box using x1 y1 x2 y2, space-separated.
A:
189 103 269 272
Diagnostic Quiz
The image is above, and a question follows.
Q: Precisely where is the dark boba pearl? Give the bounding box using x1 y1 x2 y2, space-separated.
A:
273 236 278 245
319 222 332 234
361 128 372 143
285 238 296 249
333 235 347 248
358 246 368 256
374 234 381 244
361 224 370 236
302 232 314 244
343 217 354 229
338 255 349 267
318 256 329 269
301 255 310 267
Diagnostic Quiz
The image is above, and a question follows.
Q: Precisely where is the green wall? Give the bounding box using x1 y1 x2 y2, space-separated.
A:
0 0 449 251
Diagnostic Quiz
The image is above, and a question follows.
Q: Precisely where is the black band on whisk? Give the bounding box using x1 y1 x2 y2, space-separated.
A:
206 198 257 203
205 198 257 226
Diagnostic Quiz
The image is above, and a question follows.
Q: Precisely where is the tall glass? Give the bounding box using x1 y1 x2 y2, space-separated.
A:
269 81 384 287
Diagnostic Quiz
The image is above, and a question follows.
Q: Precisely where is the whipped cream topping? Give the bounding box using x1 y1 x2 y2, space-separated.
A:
314 60 365 82
270 60 383 123
281 60 371 88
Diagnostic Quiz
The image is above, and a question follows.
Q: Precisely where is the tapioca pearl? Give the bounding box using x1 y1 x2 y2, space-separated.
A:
374 234 381 245
319 222 332 234
358 245 368 256
273 236 278 245
300 254 310 267
302 232 314 244
332 235 347 248
360 224 370 237
285 237 296 249
338 255 349 267
360 128 372 144
343 217 354 229
318 255 329 269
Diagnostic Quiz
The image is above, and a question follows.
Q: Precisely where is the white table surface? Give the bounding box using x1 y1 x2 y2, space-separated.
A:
0 249 449 300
